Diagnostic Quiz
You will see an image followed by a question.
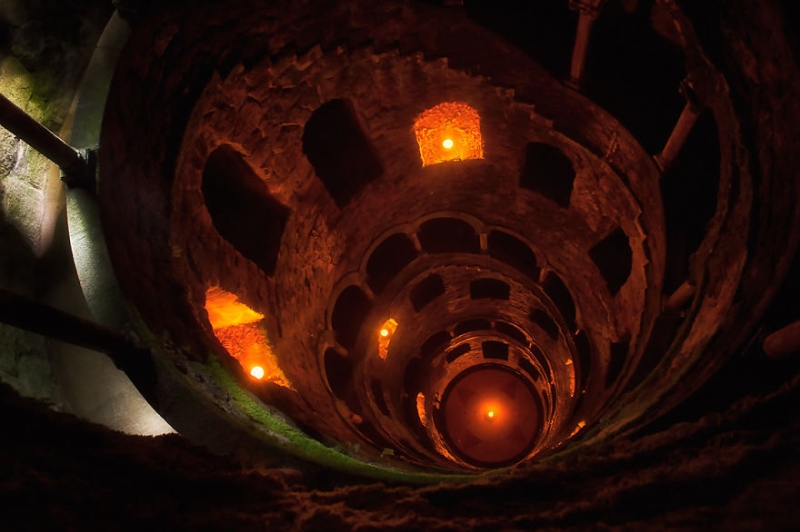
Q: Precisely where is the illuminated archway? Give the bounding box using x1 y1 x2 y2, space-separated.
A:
413 102 483 166
204 286 293 389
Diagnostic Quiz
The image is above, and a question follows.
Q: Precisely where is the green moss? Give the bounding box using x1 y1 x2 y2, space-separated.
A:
127 304 491 483
205 357 479 484
0 57 44 121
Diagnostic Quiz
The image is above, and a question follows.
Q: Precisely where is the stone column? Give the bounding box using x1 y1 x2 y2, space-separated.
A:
664 280 695 313
763 320 800 359
566 0 608 89
654 79 704 172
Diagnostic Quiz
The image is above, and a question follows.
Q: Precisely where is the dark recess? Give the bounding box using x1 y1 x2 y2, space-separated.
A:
542 273 576 327
447 343 472 363
495 321 529 346
331 285 373 350
482 341 509 361
529 343 551 379
520 142 575 207
574 330 592 393
420 331 451 361
324 348 352 399
529 309 559 340
606 341 629 388
588 227 633 296
488 230 540 279
366 233 418 293
660 113 721 294
302 98 383 208
519 357 540 382
371 378 390 416
418 218 482 253
470 278 511 300
404 357 422 392
202 145 289 276
454 318 492 337
409 274 446 312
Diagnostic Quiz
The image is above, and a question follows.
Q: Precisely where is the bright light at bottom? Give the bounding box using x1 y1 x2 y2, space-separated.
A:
442 138 454 149
250 366 265 379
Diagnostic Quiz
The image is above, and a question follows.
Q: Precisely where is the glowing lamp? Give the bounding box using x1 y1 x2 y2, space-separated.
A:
413 102 483 166
204 286 293 389
485 410 496 421
378 318 398 359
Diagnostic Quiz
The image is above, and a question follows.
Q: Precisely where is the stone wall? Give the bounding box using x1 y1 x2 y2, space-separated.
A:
0 0 111 403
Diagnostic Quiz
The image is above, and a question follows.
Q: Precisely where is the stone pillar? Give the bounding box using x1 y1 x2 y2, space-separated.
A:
664 280 695 313
763 320 800 359
654 79 704 171
566 0 608 89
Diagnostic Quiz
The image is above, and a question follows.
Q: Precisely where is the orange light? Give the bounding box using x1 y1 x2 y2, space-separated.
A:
205 286 264 330
378 318 398 359
204 286 293 389
486 410 496 420
413 102 483 166
416 392 429 428
569 420 587 438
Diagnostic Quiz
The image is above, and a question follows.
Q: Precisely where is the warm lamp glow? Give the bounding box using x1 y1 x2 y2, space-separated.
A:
205 286 264 330
378 318 398 359
414 102 483 166
569 420 587 438
416 392 429 428
486 410 496 420
204 286 293 389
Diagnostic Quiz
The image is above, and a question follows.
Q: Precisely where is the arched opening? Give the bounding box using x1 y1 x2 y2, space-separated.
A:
302 98 383 208
519 142 576 207
420 331 451 361
495 321 529 346
447 343 472 363
606 341 628 388
454 318 492 337
542 273 576 328
418 218 481 254
487 230 540 279
519 358 540 382
409 273 446 312
330 285 373 350
202 145 290 276
529 309 559 340
371 378 390 416
366 233 418 293
574 330 592 393
413 102 483 166
588 227 633 296
482 341 509 361
470 278 511 300
324 348 352 400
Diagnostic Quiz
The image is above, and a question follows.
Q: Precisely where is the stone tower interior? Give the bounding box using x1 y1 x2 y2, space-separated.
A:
1 0 799 529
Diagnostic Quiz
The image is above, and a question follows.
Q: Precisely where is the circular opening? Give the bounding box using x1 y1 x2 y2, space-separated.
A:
440 365 542 468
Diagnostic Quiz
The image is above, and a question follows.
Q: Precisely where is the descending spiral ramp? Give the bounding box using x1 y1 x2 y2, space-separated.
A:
85 0 797 479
